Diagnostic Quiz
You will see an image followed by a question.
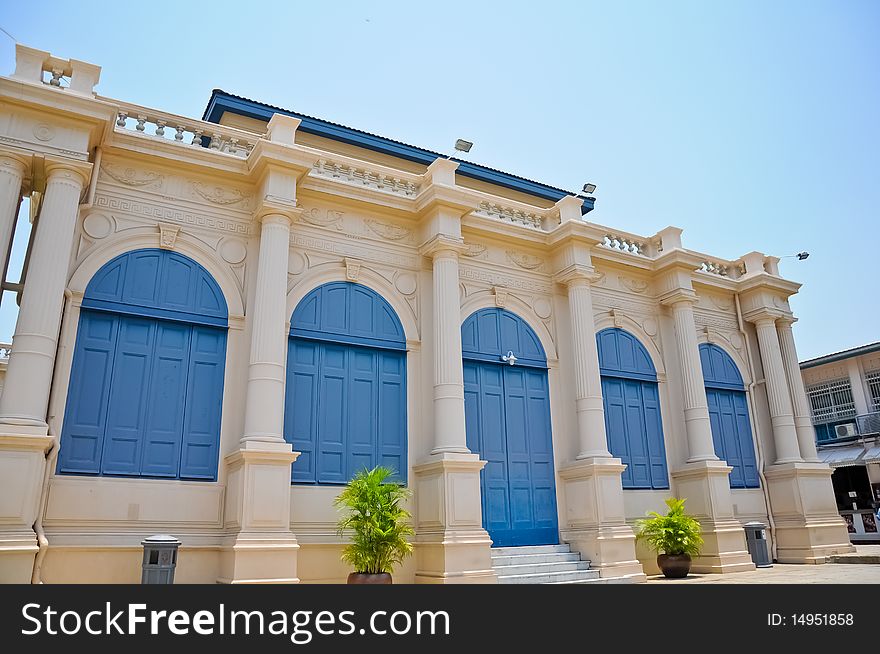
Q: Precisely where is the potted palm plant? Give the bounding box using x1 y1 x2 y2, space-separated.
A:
634 497 703 578
334 465 414 584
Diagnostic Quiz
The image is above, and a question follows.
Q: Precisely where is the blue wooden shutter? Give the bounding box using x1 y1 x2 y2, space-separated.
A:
101 317 155 475
316 344 347 483
641 381 669 489
286 340 320 483
602 377 633 487
58 312 119 475
624 380 651 489
523 368 556 530
140 321 190 477
378 351 406 481
734 392 760 487
347 347 377 479
179 326 226 479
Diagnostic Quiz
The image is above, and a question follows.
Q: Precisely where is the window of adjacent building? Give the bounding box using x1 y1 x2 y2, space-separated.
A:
865 369 880 413
806 378 856 424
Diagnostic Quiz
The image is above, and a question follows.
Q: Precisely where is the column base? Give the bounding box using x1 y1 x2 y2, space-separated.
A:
558 458 646 581
764 462 855 563
412 453 496 584
0 431 54 583
671 461 755 574
217 440 300 584
217 533 300 584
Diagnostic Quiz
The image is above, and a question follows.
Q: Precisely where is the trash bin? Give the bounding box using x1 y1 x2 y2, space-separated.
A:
141 534 180 584
743 521 772 568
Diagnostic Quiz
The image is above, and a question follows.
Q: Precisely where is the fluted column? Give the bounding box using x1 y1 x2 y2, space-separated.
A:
0 154 27 285
241 213 292 443
669 297 718 462
561 271 611 459
0 162 88 427
753 316 803 464
777 318 820 462
425 237 469 454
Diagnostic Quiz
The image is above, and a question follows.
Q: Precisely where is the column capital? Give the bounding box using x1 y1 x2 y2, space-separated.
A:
419 233 467 259
776 315 798 328
659 288 698 307
44 158 91 187
0 152 30 178
253 196 303 224
744 307 784 327
554 263 602 286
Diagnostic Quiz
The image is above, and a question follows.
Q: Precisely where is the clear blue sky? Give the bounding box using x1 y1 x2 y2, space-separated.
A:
1 1 877 359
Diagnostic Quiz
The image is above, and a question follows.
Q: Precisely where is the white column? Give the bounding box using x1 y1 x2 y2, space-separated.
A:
753 316 803 464
563 273 611 459
427 240 469 454
0 155 27 284
669 298 718 462
776 318 820 462
0 162 87 428
241 213 291 443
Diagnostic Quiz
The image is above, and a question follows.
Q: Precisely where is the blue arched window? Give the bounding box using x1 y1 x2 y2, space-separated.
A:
285 282 407 484
597 328 668 489
58 249 228 480
700 343 759 488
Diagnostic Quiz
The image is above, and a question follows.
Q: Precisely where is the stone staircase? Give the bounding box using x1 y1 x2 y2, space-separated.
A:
491 544 604 584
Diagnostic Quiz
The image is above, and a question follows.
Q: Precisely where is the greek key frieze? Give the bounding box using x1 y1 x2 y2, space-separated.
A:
93 194 252 236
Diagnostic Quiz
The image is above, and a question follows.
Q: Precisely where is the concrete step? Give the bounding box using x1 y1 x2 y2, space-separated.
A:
548 575 640 585
828 554 880 564
496 569 601 584
491 551 583 566
491 544 572 556
493 560 592 576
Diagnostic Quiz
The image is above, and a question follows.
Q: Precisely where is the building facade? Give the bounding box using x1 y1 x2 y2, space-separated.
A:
801 343 880 542
0 44 852 584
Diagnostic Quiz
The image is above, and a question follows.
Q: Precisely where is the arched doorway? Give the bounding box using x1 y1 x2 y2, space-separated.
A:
699 343 759 488
284 281 407 484
58 248 228 480
597 327 668 489
462 308 558 547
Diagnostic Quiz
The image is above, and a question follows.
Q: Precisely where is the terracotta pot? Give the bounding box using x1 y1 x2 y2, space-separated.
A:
347 572 392 584
657 553 692 578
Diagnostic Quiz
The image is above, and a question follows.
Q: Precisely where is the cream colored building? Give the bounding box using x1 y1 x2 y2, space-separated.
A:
801 343 880 541
0 44 852 584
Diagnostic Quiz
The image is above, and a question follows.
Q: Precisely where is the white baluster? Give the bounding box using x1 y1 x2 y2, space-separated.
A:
136 115 147 132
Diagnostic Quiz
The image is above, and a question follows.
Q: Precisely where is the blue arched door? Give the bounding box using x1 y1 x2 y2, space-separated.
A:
58 249 228 480
700 343 759 488
462 308 558 547
597 328 668 489
284 282 407 484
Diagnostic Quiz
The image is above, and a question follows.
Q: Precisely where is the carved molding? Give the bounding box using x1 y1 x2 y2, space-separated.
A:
709 295 734 311
505 250 545 271
344 257 362 281
461 242 488 259
620 277 649 294
493 286 509 308
158 223 180 249
298 206 345 230
191 181 251 207
459 265 552 295
101 164 163 188
364 218 412 241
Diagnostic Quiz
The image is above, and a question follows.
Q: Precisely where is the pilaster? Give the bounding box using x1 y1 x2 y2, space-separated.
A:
776 317 819 462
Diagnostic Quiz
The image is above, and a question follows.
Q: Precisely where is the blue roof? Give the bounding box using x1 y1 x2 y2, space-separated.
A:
202 90 595 213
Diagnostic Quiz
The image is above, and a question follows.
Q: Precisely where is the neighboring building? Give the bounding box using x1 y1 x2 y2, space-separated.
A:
801 343 880 542
0 44 852 584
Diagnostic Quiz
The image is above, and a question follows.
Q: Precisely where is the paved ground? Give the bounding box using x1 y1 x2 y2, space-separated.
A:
645 546 880 584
